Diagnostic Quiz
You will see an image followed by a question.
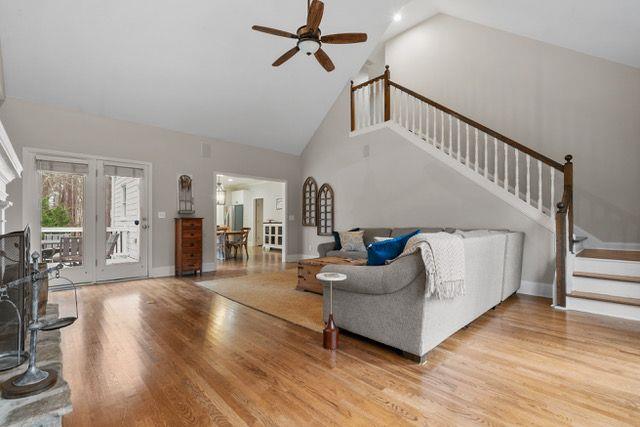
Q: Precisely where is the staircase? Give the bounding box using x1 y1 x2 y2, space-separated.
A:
567 249 640 320
349 66 640 321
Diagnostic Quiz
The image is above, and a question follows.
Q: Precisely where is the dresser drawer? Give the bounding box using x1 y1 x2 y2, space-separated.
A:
181 230 202 240
181 239 201 251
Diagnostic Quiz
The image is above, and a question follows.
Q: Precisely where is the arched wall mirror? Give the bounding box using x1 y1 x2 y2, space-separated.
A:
316 183 334 236
302 177 318 227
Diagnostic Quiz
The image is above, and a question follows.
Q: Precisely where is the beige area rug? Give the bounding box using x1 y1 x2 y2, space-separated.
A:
195 270 324 332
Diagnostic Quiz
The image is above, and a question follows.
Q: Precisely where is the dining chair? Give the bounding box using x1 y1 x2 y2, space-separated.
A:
227 228 250 259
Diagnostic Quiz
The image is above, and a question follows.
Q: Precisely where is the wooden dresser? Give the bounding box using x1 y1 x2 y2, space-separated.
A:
175 217 203 276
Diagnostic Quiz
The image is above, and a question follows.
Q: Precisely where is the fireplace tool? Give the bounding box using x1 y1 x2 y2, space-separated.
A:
1 252 77 399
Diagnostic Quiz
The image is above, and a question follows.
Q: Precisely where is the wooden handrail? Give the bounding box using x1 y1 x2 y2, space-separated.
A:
388 81 563 171
352 74 386 91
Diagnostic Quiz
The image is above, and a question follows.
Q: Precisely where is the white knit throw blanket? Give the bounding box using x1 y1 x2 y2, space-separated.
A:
397 232 466 299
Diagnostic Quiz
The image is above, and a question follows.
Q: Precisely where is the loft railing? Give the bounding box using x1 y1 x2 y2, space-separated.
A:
350 65 574 307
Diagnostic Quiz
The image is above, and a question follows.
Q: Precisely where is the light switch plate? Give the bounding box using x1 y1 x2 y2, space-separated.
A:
288 214 295 221
158 211 166 219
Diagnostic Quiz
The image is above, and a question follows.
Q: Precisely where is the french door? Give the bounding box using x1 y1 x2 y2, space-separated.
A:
95 160 149 282
25 150 150 285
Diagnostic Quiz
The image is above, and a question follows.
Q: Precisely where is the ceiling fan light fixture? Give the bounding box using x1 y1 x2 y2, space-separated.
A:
298 38 321 55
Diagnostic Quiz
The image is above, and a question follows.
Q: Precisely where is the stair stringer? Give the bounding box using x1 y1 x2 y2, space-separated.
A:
350 121 555 232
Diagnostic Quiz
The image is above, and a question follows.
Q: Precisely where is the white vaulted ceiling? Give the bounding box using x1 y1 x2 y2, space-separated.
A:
0 0 409 154
383 0 640 69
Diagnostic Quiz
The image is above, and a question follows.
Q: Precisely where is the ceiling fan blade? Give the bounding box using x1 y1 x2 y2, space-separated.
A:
273 46 300 67
252 25 298 39
307 0 324 33
321 33 368 44
314 48 335 72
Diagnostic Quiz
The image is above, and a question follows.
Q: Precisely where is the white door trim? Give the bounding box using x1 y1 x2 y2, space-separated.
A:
22 147 153 284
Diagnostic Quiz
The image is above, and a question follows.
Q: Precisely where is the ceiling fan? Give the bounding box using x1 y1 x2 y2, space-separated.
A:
252 0 368 72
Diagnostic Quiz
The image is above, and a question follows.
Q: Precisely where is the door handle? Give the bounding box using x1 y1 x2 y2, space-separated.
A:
141 224 149 230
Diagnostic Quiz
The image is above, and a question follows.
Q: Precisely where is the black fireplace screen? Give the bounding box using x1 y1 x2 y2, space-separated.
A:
0 226 31 371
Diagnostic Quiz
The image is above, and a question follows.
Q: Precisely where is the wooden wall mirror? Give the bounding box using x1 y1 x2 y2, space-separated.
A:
316 184 334 236
302 177 318 227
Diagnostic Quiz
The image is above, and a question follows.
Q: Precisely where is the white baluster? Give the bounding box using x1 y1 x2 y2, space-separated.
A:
440 109 444 149
494 137 498 183
504 143 509 191
378 80 383 123
550 168 555 218
484 133 489 179
394 87 399 123
537 160 543 211
526 155 531 205
372 84 377 125
448 115 453 157
366 86 371 127
418 102 423 138
515 150 520 199
397 90 402 125
466 124 470 166
412 97 416 132
426 104 430 142
355 89 360 130
475 129 479 173
457 119 461 161
404 93 409 129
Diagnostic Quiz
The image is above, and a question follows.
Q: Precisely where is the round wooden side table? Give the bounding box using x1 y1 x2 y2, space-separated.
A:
316 272 347 350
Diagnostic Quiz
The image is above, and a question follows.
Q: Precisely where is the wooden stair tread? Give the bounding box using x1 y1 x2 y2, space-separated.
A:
577 249 640 262
573 271 640 283
567 291 640 307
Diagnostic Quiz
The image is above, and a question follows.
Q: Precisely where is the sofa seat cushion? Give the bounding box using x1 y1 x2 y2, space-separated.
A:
326 250 368 260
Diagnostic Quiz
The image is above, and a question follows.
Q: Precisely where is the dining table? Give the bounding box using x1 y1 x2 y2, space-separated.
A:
216 230 244 260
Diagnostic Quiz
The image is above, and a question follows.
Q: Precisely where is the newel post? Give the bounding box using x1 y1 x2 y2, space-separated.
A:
350 80 355 131
383 65 391 122
555 201 567 307
563 154 574 252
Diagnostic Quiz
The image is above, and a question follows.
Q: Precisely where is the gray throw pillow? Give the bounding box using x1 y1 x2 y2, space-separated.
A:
339 230 366 252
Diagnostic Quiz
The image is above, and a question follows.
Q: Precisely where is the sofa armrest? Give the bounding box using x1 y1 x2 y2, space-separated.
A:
320 254 424 295
317 241 336 257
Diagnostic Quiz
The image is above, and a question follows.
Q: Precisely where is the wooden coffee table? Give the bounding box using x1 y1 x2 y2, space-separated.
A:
297 256 366 294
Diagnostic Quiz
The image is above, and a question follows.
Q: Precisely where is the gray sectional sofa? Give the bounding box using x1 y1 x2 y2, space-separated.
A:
318 228 525 362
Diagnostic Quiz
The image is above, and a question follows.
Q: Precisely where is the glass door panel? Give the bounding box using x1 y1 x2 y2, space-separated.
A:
96 161 148 281
36 158 94 285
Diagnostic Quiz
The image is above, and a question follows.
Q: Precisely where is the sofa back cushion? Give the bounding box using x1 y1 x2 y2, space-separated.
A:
362 228 392 246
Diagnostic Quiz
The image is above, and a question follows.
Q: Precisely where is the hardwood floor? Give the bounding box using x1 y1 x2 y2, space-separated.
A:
49 257 640 426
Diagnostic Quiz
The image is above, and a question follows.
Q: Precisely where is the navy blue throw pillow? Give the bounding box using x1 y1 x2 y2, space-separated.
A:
367 230 419 266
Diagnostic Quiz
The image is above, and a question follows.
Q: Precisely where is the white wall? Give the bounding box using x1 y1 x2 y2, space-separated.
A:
301 84 556 288
385 14 640 244
0 97 302 274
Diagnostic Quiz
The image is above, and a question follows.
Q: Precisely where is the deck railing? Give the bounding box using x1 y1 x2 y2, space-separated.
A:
351 66 574 307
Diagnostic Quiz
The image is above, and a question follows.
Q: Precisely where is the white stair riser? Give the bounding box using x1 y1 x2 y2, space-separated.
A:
566 297 640 321
574 258 640 276
572 276 640 299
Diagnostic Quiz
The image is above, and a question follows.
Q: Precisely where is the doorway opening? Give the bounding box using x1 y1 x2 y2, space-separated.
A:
215 173 286 267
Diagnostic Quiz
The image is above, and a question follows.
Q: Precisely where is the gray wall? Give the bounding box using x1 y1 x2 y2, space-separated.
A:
301 85 555 287
385 14 640 244
0 98 302 274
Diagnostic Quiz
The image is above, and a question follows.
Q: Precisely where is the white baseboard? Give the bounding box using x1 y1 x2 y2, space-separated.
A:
285 253 316 262
151 262 216 278
518 280 553 298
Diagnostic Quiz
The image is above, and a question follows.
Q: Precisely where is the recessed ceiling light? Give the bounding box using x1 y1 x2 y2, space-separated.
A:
228 178 234 182
393 13 402 22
